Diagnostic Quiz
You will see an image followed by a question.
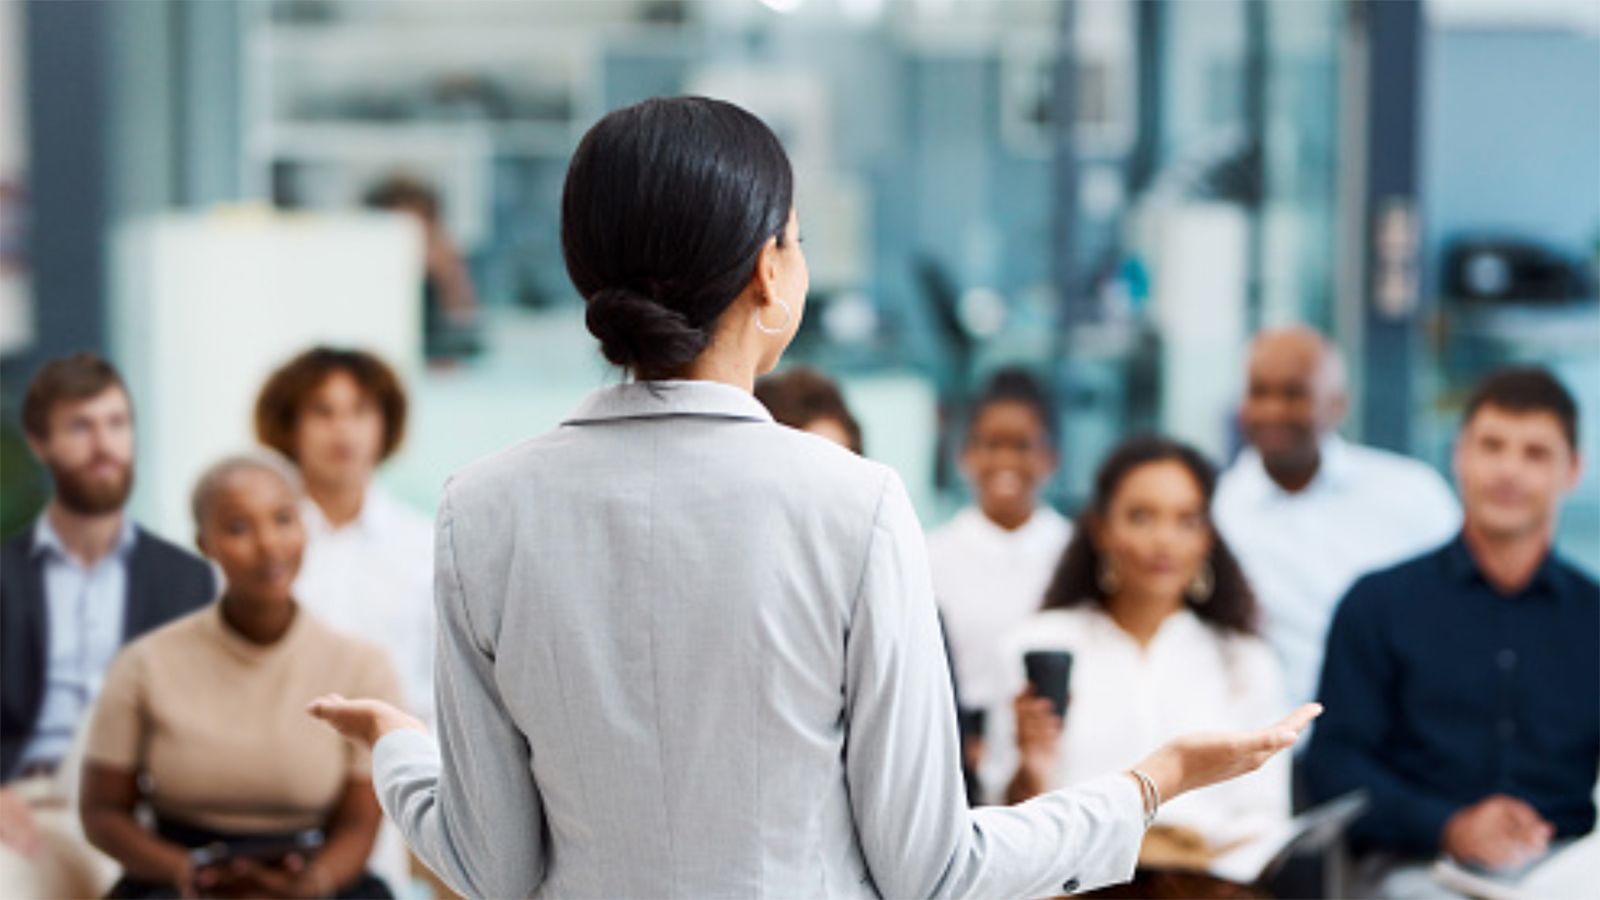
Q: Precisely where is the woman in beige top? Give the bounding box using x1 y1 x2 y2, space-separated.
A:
80 452 401 899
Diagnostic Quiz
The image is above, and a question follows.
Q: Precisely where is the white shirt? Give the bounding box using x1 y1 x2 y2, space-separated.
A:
19 516 136 769
1214 435 1461 706
927 505 1072 711
294 487 437 728
982 606 1292 847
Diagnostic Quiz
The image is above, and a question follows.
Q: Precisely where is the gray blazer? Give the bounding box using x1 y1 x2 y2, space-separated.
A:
373 380 1143 898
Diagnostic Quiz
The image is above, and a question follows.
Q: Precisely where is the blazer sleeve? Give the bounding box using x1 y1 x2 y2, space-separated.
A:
371 485 547 898
0 537 44 781
844 471 1144 899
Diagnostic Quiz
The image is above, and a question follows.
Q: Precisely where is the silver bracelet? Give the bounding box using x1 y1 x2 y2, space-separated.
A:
1128 768 1160 829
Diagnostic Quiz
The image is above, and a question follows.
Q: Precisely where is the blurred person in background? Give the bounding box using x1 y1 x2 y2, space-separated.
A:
80 451 402 899
754 366 863 454
1306 367 1598 897
255 347 436 732
1214 326 1460 708
364 175 482 365
928 368 1071 715
1 354 214 898
990 436 1289 899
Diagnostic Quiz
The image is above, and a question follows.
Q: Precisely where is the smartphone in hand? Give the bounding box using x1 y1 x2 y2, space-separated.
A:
1023 650 1073 718
188 829 325 872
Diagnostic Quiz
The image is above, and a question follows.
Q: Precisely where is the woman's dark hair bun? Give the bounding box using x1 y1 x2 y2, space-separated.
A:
585 286 711 374
563 96 795 380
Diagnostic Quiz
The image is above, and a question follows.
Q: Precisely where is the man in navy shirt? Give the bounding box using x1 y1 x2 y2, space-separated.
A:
1306 367 1598 887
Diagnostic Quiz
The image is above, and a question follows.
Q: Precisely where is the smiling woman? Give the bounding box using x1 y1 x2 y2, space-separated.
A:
77 451 404 899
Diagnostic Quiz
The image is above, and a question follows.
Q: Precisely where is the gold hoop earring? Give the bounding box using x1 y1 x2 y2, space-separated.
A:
1097 559 1121 596
753 297 792 336
1187 560 1215 605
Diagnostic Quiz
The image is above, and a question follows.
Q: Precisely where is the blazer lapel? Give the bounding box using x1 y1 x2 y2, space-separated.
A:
1 532 50 762
19 536 48 662
121 530 153 642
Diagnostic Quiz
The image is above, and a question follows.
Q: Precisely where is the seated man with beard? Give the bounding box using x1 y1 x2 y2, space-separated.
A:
1 354 216 897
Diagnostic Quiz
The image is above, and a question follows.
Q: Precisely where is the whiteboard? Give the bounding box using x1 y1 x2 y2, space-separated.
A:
111 209 423 543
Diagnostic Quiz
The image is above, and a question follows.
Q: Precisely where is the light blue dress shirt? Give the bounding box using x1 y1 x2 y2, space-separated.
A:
18 514 137 769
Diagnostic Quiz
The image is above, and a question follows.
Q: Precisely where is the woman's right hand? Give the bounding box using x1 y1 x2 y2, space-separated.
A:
306 694 426 750
1134 704 1322 804
1012 686 1063 783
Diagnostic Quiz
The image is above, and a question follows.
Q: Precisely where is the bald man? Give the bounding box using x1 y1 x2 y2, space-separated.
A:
1213 327 1461 708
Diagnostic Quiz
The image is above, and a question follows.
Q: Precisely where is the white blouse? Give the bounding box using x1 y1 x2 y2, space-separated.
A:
981 606 1292 848
294 487 437 728
927 505 1072 711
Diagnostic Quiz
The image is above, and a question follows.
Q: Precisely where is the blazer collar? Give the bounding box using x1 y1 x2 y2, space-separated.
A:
563 380 775 426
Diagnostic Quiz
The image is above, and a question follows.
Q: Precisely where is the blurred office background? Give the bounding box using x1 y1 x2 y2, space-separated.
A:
1 0 1595 570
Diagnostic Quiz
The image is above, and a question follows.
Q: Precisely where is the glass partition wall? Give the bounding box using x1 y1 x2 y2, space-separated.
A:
239 0 1353 522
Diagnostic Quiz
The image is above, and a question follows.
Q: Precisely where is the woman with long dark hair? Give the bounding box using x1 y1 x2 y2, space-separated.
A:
988 436 1291 895
306 97 1316 898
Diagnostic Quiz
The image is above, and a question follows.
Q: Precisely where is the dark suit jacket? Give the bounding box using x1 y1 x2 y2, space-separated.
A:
1 523 216 781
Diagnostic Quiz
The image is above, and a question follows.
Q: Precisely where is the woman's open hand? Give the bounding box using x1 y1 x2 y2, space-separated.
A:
306 694 425 750
1136 704 1322 803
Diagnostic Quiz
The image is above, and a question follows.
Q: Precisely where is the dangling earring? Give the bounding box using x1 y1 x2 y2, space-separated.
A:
753 296 792 335
1187 560 1215 605
1097 559 1121 596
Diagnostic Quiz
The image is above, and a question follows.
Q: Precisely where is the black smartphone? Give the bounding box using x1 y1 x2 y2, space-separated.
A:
188 830 325 870
957 707 988 741
1023 650 1073 718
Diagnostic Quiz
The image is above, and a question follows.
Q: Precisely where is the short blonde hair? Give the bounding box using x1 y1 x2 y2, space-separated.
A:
190 449 305 528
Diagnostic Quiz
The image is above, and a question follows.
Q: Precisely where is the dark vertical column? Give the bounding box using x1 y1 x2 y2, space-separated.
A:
1050 0 1082 332
1046 0 1085 507
20 0 110 366
3 3 112 539
1126 0 1165 195
1242 0 1268 333
174 0 243 206
1357 0 1425 451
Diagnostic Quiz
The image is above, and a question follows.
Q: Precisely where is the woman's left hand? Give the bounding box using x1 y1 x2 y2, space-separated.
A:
306 694 425 750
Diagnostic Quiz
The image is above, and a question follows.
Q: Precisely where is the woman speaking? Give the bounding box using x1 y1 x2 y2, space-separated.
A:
309 96 1318 899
